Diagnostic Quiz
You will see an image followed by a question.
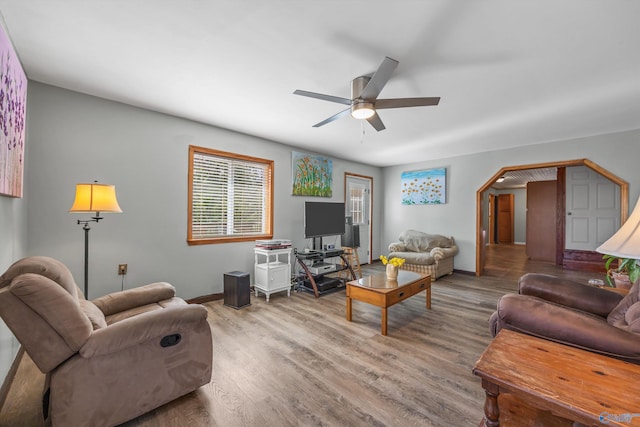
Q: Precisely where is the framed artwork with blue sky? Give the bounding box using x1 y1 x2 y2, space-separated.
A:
401 167 446 205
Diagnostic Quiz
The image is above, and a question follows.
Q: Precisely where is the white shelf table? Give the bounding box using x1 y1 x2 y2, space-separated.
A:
254 247 292 302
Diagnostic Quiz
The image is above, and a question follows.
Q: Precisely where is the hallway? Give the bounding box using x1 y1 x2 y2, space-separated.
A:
483 243 606 284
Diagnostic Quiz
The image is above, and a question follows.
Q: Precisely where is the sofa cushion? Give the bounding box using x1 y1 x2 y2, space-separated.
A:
625 302 640 333
399 230 453 252
389 251 435 265
79 299 108 330
607 281 639 328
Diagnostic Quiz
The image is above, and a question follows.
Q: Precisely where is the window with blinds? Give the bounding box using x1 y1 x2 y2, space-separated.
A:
349 186 365 224
188 145 273 244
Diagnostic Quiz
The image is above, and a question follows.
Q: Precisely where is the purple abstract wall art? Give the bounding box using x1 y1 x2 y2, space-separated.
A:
0 23 27 198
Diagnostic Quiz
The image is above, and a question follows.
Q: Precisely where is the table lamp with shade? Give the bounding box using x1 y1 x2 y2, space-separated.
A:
596 196 640 288
69 181 122 298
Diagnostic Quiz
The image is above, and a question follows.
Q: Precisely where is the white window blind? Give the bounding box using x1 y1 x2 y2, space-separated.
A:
189 146 273 243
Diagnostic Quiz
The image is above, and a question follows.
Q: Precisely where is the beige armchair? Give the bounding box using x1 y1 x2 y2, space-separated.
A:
388 230 458 280
0 256 212 426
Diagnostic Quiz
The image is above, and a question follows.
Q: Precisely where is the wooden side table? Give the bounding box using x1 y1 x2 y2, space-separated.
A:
473 329 640 426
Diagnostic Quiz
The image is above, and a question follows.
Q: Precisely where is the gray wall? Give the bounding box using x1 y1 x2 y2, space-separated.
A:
24 82 383 299
381 129 640 273
0 168 26 381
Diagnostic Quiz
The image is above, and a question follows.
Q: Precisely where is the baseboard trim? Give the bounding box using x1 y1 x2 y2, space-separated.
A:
187 293 224 304
453 269 475 276
0 346 24 412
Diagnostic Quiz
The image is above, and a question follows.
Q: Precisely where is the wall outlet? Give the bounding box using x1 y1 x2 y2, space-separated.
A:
118 264 128 275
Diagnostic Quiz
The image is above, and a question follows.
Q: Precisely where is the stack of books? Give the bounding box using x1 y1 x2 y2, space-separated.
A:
255 239 292 250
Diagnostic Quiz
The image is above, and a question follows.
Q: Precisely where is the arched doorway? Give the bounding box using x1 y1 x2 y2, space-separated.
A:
476 159 629 276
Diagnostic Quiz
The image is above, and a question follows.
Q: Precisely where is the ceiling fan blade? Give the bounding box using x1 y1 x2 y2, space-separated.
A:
359 56 399 100
366 112 386 132
312 107 351 128
375 97 441 109
294 89 352 105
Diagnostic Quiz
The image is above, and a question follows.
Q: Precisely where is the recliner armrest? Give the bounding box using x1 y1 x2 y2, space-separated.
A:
492 293 640 362
79 304 208 358
91 282 176 316
518 273 622 317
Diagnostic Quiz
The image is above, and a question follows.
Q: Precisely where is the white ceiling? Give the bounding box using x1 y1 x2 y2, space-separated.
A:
1 1 639 167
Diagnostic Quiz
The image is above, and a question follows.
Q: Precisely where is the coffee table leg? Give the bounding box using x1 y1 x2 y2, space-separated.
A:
381 307 388 336
426 285 431 309
346 296 352 321
481 379 500 427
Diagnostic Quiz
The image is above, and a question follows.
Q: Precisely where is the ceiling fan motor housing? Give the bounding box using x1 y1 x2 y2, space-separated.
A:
351 76 371 100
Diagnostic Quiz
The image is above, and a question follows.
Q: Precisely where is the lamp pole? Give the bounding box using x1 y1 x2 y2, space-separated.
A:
82 222 90 298
77 213 102 299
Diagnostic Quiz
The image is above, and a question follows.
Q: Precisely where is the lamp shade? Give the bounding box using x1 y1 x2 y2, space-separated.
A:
69 183 122 213
596 197 640 258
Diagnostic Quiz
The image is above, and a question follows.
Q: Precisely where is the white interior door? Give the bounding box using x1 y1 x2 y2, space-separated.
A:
345 174 372 264
565 165 620 251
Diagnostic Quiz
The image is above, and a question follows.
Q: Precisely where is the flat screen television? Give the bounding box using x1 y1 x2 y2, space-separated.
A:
304 201 345 239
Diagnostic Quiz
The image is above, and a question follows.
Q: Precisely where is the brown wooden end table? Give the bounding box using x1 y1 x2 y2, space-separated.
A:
473 329 640 426
346 270 431 336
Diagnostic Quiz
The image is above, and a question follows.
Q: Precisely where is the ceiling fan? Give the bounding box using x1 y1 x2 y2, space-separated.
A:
294 56 440 132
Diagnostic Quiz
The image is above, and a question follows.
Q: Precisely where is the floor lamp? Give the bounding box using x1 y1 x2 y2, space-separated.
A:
69 182 122 299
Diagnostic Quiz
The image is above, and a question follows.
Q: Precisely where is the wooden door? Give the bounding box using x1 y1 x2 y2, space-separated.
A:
497 194 514 244
526 181 557 262
488 194 496 245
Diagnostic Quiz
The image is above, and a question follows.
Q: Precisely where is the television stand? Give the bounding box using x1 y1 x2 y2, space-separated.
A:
296 249 356 298
302 276 341 294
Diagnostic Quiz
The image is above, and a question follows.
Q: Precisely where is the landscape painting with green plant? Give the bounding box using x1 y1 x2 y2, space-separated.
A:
291 152 332 197
401 167 446 205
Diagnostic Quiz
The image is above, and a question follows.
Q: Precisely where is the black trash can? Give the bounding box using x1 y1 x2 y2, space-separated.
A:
224 271 251 309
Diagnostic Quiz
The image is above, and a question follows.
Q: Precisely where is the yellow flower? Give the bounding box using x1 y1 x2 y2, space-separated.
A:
380 255 405 267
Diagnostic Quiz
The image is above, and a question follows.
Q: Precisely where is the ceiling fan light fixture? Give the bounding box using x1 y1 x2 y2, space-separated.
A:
351 102 375 119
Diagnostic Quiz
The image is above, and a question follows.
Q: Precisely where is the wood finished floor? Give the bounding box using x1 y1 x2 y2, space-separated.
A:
0 244 605 427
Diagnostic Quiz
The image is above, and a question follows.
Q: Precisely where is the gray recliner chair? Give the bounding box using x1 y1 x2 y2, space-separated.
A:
489 273 640 364
0 256 213 426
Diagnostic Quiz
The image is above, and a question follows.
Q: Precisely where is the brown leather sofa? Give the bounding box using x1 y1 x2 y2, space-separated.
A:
490 273 640 364
0 256 213 426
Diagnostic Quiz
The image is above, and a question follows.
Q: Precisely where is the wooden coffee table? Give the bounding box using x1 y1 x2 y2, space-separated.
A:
346 270 431 336
473 329 640 426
